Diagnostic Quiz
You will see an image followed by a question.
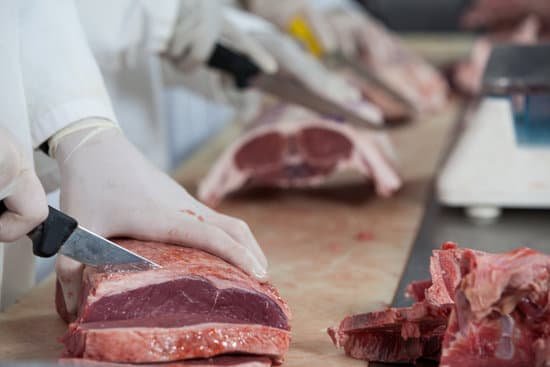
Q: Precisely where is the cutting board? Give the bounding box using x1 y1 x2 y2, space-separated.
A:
0 101 461 365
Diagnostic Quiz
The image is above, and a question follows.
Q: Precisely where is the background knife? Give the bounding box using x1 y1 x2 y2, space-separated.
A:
0 202 158 268
207 44 384 129
325 52 417 113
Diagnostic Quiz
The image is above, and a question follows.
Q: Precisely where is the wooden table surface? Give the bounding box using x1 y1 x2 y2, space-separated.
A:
0 99 461 365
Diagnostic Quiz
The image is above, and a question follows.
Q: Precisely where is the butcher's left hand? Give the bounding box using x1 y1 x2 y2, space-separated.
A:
51 119 268 317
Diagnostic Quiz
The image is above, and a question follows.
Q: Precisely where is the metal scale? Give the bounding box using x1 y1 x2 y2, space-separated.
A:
437 44 550 220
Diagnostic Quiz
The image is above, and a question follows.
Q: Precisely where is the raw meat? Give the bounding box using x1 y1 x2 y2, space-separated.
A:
328 243 550 366
440 247 550 367
60 355 272 367
57 240 291 365
198 106 401 207
327 302 450 363
328 242 462 364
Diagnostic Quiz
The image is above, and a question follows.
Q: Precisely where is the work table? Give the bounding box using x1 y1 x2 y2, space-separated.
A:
0 99 462 365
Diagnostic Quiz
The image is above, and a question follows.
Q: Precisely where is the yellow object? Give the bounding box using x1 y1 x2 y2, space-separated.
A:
287 15 324 57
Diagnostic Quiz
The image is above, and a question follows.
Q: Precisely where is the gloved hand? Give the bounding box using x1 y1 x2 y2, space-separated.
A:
165 0 276 74
224 8 383 125
51 119 268 316
462 0 550 29
0 128 48 242
243 0 337 56
244 1 447 113
319 6 448 113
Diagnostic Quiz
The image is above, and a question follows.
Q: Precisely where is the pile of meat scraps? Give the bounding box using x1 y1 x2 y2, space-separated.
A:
198 105 401 207
56 239 291 366
328 242 550 366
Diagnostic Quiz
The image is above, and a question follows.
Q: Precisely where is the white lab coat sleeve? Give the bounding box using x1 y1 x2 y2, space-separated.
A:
76 0 180 71
18 0 118 148
0 0 36 312
0 1 32 155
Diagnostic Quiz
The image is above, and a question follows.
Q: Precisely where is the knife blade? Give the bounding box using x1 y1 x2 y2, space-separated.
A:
325 53 417 113
207 44 384 129
0 202 158 268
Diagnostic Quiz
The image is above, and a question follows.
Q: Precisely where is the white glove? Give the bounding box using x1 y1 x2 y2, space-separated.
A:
225 8 383 125
244 0 337 55
166 0 276 74
51 119 268 316
0 128 48 242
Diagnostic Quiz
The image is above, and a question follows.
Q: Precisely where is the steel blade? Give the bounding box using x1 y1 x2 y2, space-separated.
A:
251 73 384 129
59 226 159 268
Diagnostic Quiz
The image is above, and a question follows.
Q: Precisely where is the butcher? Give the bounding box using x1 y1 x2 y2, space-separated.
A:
0 0 267 311
72 0 377 171
243 0 449 113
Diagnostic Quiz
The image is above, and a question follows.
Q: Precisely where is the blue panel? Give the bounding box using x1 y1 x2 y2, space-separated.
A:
511 93 550 147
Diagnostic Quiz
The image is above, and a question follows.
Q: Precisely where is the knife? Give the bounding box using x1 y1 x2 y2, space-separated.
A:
0 202 158 268
207 44 384 129
325 52 417 113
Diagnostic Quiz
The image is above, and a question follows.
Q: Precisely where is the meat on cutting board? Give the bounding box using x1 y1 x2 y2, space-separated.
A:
198 106 401 207
56 240 291 365
60 355 272 367
327 302 450 363
441 247 550 367
328 242 550 366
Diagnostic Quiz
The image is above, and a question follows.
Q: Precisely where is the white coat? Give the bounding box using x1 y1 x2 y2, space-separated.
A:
75 0 238 171
0 0 116 310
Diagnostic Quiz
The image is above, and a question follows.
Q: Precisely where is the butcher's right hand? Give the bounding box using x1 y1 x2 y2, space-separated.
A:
0 128 48 242
224 8 383 125
51 119 268 316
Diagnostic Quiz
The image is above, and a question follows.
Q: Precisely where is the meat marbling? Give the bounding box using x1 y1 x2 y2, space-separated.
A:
198 106 401 207
57 240 291 365
328 242 550 366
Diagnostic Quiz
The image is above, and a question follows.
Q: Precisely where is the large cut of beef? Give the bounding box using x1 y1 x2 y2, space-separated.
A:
60 355 272 367
56 240 291 365
328 242 550 366
198 106 401 207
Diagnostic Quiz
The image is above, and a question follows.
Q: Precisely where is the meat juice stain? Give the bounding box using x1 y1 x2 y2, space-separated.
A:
355 231 374 242
329 243 344 254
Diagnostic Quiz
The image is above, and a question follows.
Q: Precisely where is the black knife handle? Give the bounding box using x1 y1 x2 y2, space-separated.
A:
207 44 261 89
0 201 77 257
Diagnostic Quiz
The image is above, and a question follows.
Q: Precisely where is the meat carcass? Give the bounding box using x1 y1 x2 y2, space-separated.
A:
60 356 272 367
328 243 550 366
57 240 291 365
198 106 401 207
